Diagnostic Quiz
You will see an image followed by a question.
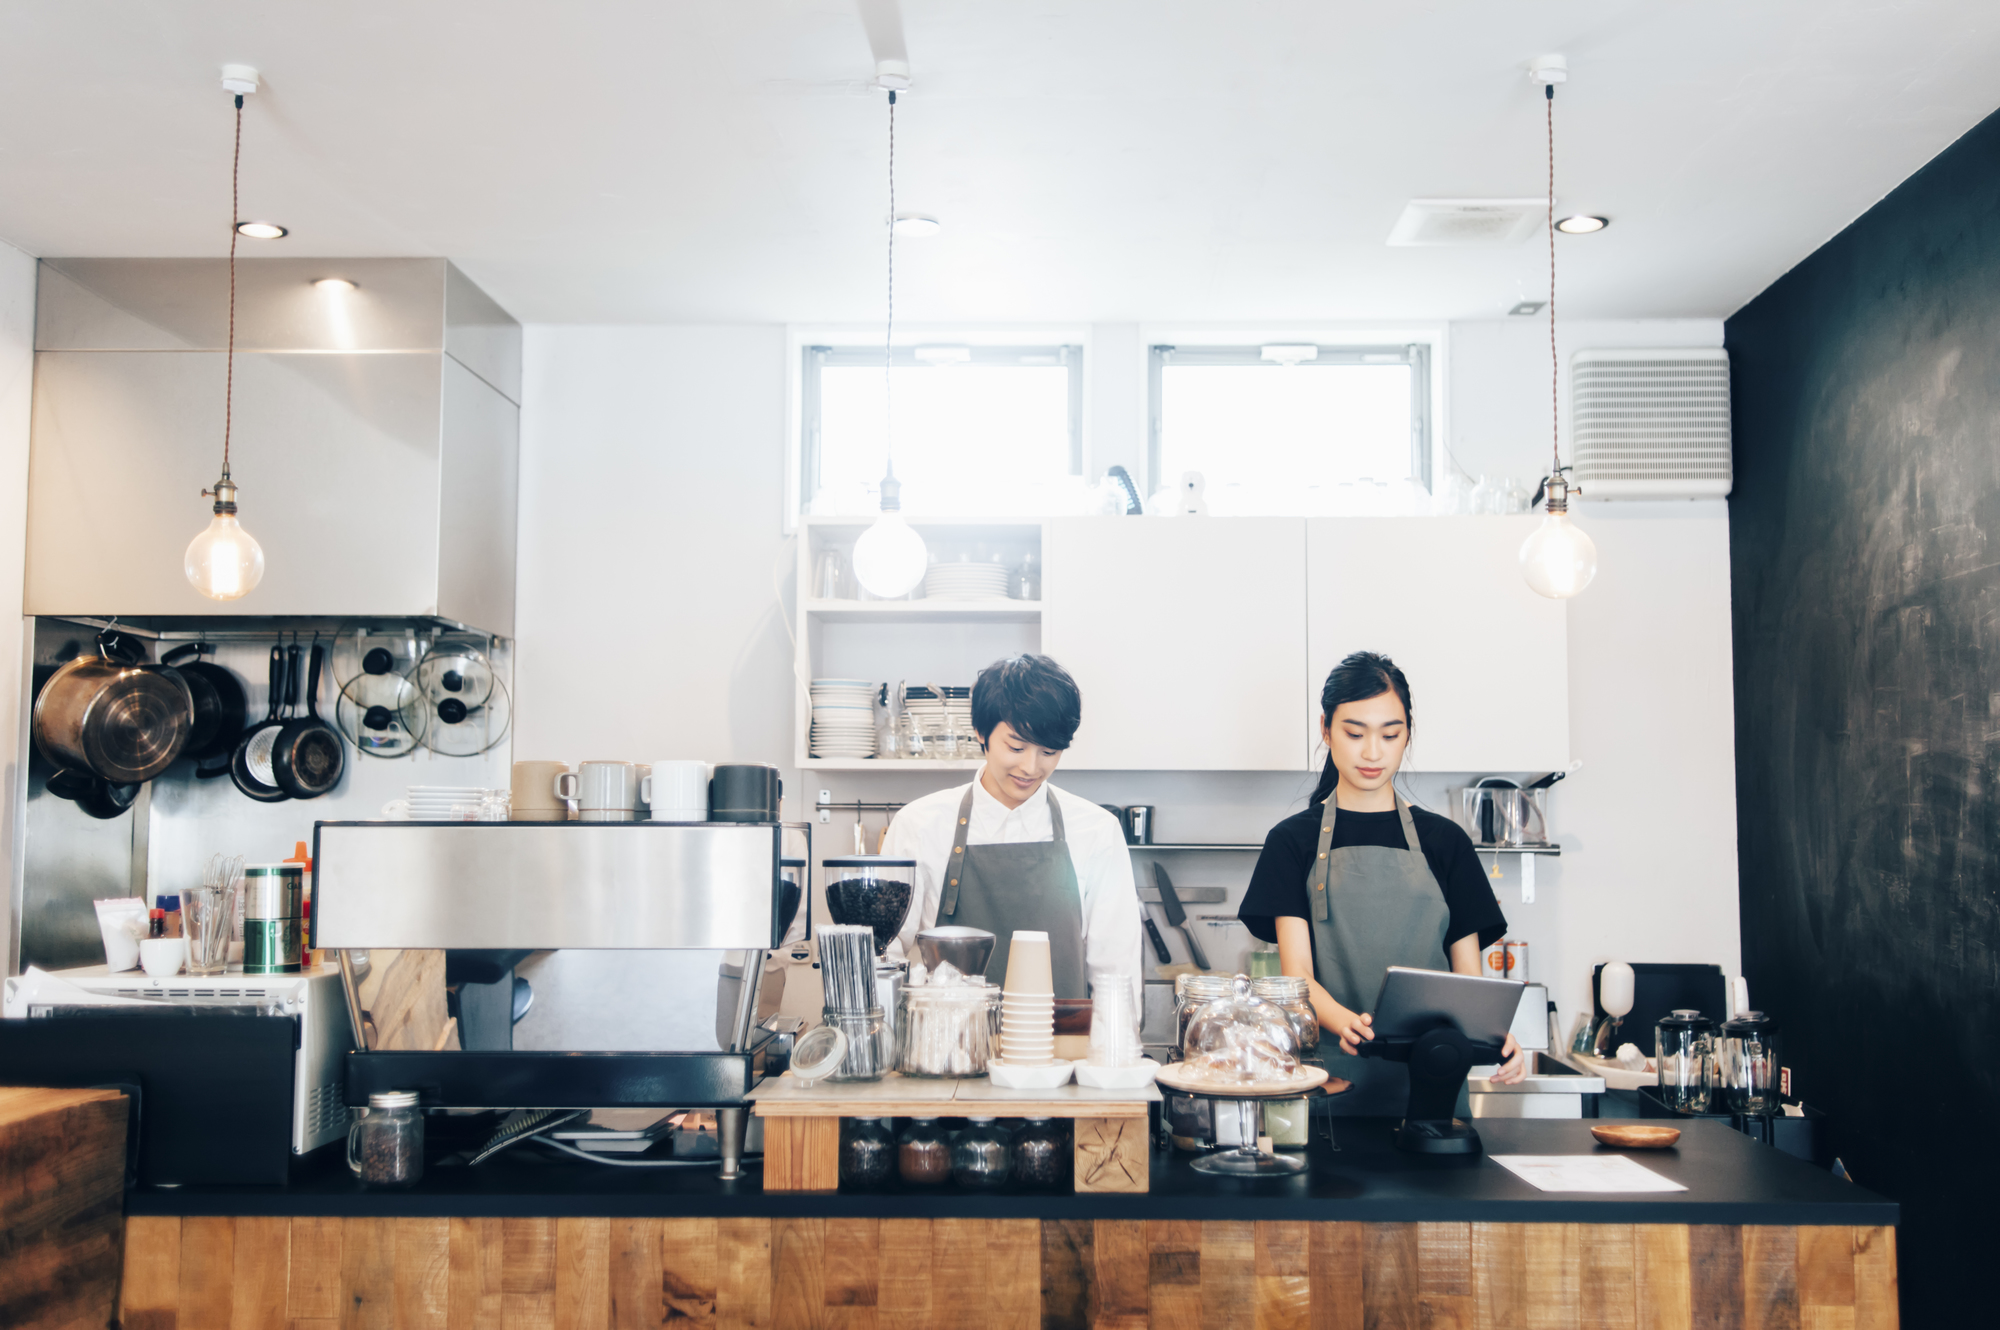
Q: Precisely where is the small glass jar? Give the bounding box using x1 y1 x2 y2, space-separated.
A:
1012 1118 1070 1189
839 1117 896 1190
823 1007 893 1081
897 1118 953 1186
951 1117 1012 1188
1718 1012 1780 1116
1654 1009 1714 1113
897 984 999 1077
1173 974 1234 1057
347 1090 423 1188
1250 975 1321 1059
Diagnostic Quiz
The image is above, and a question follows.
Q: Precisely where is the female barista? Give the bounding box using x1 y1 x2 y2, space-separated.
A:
1238 651 1526 1113
882 655 1141 1009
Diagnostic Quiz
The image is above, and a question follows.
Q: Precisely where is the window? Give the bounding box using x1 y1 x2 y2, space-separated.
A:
801 344 1083 516
1148 344 1432 515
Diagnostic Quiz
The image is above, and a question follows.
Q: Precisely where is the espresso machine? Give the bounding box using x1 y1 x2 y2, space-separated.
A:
313 819 801 1178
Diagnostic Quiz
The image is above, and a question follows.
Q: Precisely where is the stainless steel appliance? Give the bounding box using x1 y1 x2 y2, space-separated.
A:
313 819 797 1177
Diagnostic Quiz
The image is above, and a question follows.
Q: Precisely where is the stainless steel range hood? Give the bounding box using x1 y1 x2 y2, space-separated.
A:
23 258 519 633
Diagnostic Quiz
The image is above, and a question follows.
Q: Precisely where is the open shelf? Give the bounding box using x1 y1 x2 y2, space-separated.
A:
801 757 986 771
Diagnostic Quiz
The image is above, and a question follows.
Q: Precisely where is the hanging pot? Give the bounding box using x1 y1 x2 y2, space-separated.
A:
272 641 345 799
32 632 194 784
46 768 143 820
159 643 248 765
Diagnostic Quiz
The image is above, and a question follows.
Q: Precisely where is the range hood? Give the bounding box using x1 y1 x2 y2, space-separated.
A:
23 258 520 634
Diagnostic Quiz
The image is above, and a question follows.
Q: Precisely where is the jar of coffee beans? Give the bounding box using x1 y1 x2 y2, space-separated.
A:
839 1117 896 1190
347 1090 423 1188
1012 1118 1070 1189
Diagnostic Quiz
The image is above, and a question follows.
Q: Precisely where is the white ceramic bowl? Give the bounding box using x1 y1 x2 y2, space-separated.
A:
1074 1058 1161 1090
988 1058 1075 1090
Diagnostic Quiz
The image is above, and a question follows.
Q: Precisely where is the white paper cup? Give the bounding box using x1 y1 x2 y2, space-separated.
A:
1003 931 1054 995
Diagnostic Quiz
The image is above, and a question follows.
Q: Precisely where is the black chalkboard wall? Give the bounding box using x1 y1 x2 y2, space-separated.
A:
1727 105 2000 1324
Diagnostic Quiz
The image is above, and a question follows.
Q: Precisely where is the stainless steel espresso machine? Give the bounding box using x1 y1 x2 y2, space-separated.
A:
313 819 800 1177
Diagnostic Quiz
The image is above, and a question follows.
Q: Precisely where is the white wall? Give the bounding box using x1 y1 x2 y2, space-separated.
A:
514 326 801 795
0 244 34 976
515 317 1740 1029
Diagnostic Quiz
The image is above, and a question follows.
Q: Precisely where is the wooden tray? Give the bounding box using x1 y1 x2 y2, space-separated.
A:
1590 1123 1682 1149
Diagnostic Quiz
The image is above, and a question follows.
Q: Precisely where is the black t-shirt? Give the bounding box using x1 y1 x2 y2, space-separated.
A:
1237 803 1507 968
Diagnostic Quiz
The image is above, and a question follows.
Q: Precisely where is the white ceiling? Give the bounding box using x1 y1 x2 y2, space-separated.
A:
1 1 1996 324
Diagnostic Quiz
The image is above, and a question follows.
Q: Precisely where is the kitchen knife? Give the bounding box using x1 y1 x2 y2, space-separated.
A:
1138 895 1173 965
1152 863 1210 970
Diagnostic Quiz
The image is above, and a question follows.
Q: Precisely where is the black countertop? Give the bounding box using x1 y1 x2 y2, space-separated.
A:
129 1117 1896 1226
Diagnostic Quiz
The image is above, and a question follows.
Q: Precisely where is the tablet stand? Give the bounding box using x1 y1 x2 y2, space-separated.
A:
1359 1025 1507 1155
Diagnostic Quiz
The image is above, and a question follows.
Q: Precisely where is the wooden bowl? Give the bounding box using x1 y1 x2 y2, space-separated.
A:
1590 1124 1682 1150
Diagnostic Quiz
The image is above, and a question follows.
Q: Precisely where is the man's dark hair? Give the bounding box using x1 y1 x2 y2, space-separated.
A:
971 654 1082 751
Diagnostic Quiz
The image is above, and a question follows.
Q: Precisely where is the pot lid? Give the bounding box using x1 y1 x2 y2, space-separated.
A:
411 672 511 758
337 672 425 758
413 644 496 708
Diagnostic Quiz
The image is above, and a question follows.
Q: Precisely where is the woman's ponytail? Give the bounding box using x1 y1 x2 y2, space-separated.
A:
1308 652 1414 805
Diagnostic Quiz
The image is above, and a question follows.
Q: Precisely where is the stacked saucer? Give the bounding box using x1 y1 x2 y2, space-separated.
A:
998 930 1055 1066
924 562 1011 601
406 785 498 820
809 679 879 759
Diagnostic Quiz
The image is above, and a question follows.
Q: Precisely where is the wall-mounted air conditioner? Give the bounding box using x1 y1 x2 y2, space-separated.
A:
1570 349 1731 499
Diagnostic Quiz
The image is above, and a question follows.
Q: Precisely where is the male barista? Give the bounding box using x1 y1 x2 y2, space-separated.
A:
883 655 1141 1008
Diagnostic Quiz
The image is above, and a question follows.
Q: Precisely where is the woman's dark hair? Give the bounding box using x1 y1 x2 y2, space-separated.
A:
971 654 1081 751
1307 651 1413 804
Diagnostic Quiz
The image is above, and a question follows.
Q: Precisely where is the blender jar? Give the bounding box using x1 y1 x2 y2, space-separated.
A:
1653 1009 1713 1112
1719 1011 1780 1116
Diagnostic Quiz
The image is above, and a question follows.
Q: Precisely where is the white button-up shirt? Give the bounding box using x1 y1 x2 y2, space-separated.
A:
881 778 1142 1009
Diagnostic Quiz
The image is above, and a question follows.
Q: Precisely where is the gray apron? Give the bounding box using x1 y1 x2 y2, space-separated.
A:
1306 795 1452 1115
936 785 1089 998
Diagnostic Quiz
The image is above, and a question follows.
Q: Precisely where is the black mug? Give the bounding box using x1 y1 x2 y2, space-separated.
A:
710 763 783 823
1123 805 1154 845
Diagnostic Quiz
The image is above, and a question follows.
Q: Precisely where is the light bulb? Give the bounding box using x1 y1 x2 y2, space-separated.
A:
185 480 265 600
852 512 928 598
1518 510 1597 599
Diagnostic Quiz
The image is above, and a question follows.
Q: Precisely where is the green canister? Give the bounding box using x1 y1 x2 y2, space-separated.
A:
242 863 304 974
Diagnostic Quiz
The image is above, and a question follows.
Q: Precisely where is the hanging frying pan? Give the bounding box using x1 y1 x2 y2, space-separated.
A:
159 643 247 769
46 768 143 820
231 643 291 803
272 641 345 799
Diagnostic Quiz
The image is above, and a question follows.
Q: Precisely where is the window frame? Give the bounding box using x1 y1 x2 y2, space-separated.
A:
799 343 1085 518
1146 342 1434 497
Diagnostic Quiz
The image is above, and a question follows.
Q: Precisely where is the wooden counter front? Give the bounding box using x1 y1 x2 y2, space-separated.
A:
751 1072 1158 1194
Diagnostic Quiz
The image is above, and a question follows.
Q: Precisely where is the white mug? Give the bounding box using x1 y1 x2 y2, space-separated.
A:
643 760 710 822
139 937 186 979
555 760 641 822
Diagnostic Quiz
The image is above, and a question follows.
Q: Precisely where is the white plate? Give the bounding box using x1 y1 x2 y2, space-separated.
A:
1075 1058 1161 1090
987 1058 1075 1089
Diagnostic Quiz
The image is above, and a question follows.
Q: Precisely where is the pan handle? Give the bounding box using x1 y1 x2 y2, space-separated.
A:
264 646 285 720
286 643 302 716
305 644 325 719
161 642 213 668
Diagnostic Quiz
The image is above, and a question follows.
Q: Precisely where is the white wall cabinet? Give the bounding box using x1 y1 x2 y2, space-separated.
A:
1044 517 1307 770
1304 517 1569 773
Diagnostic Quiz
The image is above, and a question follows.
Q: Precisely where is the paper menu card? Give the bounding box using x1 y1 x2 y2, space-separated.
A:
1492 1155 1688 1193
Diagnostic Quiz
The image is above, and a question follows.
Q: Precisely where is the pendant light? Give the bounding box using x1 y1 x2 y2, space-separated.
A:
850 75 929 599
185 69 267 601
1518 56 1598 600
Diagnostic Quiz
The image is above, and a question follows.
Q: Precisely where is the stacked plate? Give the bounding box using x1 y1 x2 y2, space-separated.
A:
406 785 498 819
809 679 879 759
924 562 1011 600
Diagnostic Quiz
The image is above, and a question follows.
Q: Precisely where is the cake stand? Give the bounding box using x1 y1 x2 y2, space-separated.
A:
1154 1064 1343 1177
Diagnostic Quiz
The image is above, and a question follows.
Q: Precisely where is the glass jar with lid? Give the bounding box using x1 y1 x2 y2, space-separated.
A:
1181 976 1300 1084
896 983 999 1077
1250 975 1320 1059
1653 1009 1714 1113
951 1118 1012 1188
839 1117 895 1190
347 1090 423 1188
1718 1012 1780 1116
1012 1118 1070 1189
897 1118 952 1186
1173 973 1235 1057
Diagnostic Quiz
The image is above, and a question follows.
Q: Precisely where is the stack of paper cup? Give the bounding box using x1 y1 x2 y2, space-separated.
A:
1000 931 1055 1065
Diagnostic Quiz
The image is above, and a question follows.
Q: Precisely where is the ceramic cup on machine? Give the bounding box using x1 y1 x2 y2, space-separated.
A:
633 764 651 817
643 760 711 822
555 761 642 822
510 760 573 822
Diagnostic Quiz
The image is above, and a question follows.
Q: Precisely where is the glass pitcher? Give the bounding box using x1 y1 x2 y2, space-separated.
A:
1718 1012 1780 1116
1653 1009 1713 1113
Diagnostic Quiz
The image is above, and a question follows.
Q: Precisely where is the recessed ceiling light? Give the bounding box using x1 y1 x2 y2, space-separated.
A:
235 221 287 239
312 277 356 293
892 213 941 237
1555 215 1608 234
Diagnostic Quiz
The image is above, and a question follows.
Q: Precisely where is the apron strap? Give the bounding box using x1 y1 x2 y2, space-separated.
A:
943 784 976 915
1045 790 1068 843
1305 792 1421 923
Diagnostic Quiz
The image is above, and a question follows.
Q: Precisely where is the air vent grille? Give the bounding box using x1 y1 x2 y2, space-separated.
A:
1387 199 1548 247
1571 350 1731 498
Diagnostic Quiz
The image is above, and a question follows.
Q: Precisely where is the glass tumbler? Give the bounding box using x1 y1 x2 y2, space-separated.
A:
1719 1012 1780 1116
1654 1008 1714 1113
183 883 236 978
347 1090 423 1188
